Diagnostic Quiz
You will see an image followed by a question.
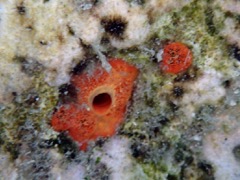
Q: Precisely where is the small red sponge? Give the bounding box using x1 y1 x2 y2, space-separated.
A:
51 58 138 150
161 42 193 74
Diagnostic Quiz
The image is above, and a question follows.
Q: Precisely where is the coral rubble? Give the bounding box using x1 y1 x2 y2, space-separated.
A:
0 0 240 179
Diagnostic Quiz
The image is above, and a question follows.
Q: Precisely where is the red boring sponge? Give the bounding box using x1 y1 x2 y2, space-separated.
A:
161 42 193 74
51 58 138 150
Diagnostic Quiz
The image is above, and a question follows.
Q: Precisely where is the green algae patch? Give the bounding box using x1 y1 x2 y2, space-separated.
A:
115 0 235 178
152 0 232 73
141 162 168 180
0 73 58 160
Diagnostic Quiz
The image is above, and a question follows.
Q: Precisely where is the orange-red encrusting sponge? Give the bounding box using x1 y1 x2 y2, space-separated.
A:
161 42 193 74
51 58 138 150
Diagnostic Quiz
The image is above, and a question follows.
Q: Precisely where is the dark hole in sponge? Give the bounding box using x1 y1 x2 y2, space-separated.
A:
101 16 128 39
92 93 112 114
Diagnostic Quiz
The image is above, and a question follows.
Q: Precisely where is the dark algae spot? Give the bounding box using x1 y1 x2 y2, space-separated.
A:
230 44 240 62
172 86 184 98
101 15 128 39
100 36 110 45
233 144 240 161
25 92 40 106
167 174 178 180
130 141 149 159
198 162 214 175
127 0 145 5
168 101 179 111
13 56 43 76
39 134 79 160
71 59 89 75
205 6 217 35
17 3 26 15
174 66 200 83
198 161 215 179
39 40 48 45
67 25 75 36
59 84 77 104
158 115 170 126
56 133 78 160
39 139 57 149
174 73 191 82
222 79 231 88
174 143 193 165
4 142 20 160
